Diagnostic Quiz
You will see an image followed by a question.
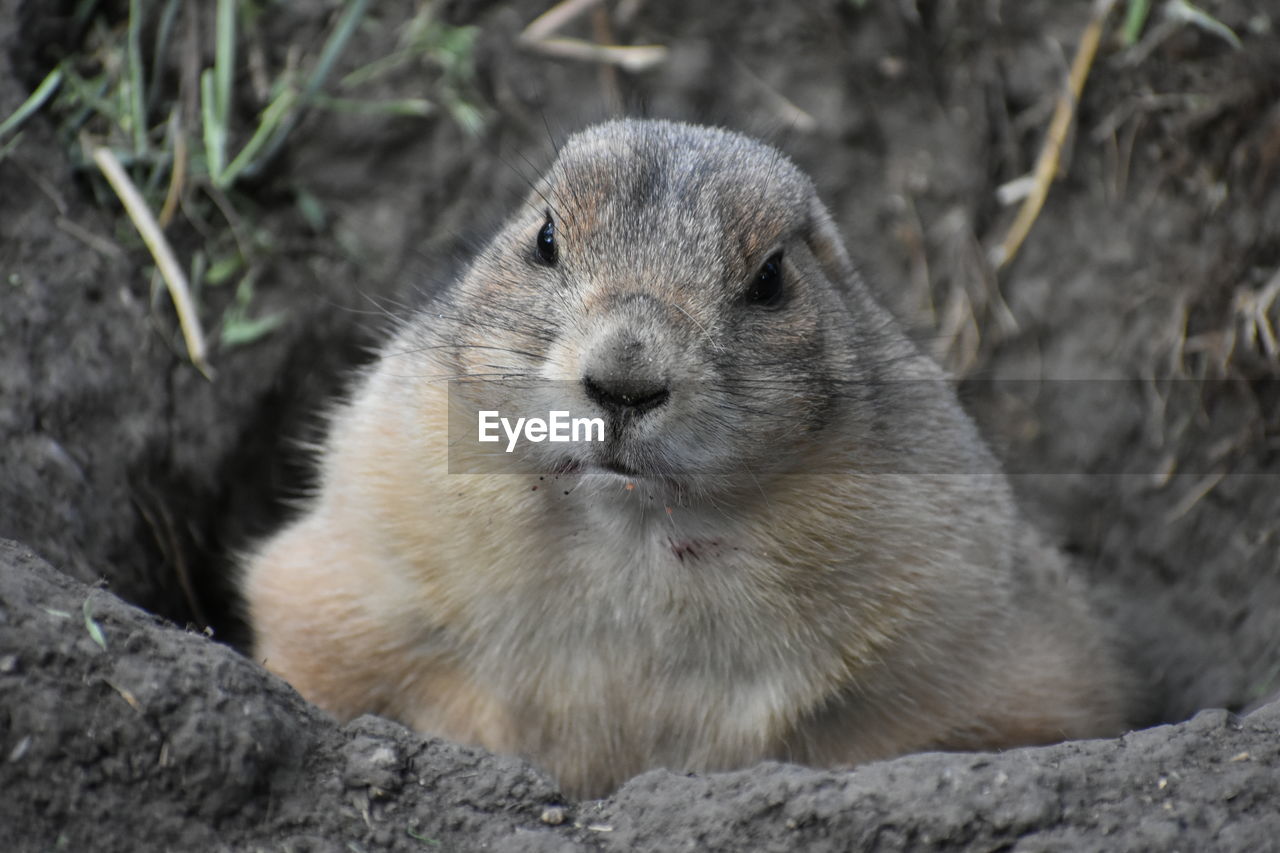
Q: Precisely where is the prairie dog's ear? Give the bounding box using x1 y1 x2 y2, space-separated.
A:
804 194 857 291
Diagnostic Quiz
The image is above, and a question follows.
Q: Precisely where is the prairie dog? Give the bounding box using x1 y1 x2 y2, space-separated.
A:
243 119 1129 798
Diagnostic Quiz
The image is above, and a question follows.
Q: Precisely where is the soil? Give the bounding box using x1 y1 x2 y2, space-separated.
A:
2 0 1278 850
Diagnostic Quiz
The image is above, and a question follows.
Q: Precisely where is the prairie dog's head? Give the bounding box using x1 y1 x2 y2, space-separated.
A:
439 119 891 496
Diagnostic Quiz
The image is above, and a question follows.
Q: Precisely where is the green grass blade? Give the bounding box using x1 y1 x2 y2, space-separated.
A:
339 50 409 89
310 94 435 117
300 0 371 105
239 0 370 180
201 68 225 181
126 0 148 153
147 0 183 115
1167 0 1243 49
218 85 297 188
221 273 284 348
0 67 64 141
0 129 24 163
215 0 237 124
1122 0 1151 45
58 68 113 119
83 597 108 651
221 310 285 347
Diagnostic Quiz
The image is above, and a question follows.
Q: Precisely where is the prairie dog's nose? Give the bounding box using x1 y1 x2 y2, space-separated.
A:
582 374 670 415
580 326 671 416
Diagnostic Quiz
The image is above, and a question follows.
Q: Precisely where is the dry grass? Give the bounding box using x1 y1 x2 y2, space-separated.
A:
0 1 484 371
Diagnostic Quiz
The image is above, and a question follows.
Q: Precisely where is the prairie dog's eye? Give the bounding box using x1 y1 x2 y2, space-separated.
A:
746 251 784 307
535 215 558 266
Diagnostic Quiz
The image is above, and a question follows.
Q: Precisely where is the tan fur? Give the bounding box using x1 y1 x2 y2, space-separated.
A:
242 120 1130 798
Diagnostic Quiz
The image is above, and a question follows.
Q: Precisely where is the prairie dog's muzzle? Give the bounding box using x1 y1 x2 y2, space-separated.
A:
578 294 680 420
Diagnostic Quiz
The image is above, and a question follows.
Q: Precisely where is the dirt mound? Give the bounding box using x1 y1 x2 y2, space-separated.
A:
3 540 1277 851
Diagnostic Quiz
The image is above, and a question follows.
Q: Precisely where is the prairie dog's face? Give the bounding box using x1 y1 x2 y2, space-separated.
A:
443 121 861 499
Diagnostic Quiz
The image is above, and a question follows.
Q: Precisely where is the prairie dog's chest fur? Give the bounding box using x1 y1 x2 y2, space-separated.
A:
324 352 960 754
361 366 885 698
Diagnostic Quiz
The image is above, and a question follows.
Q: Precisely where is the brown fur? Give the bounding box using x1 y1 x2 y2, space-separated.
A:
242 120 1131 798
